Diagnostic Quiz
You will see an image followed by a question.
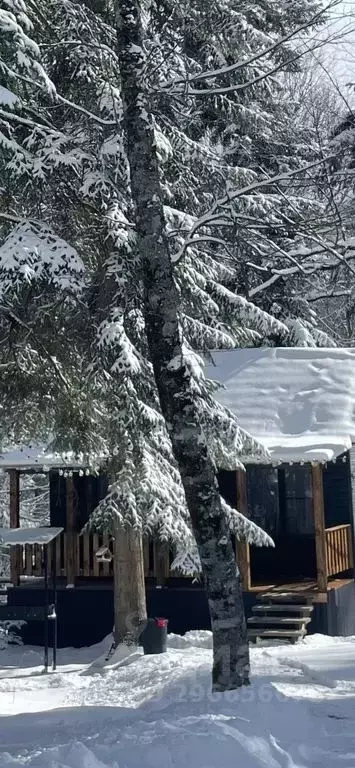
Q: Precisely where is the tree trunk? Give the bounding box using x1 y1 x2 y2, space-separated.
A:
113 525 147 645
115 0 249 690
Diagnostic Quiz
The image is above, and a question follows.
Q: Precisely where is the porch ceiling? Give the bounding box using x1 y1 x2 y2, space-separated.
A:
0 526 63 545
0 443 102 471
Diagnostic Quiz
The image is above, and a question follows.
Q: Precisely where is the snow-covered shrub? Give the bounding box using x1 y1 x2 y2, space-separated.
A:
0 620 25 650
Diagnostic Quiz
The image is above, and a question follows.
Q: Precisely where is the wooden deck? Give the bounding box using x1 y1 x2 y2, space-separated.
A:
249 578 354 603
11 576 355 604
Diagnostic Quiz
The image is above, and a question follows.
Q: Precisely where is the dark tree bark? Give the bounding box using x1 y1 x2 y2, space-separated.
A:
115 0 249 690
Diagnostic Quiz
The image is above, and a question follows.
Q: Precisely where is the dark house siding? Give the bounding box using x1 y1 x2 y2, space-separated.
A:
327 582 355 636
49 472 67 528
322 452 352 528
217 469 236 507
8 582 345 648
49 472 109 531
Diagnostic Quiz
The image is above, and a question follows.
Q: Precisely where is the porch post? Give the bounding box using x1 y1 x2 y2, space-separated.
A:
66 475 77 587
236 469 251 590
9 469 21 586
312 464 327 593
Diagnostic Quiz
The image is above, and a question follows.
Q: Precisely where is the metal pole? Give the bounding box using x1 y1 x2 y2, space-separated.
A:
52 539 57 671
44 545 49 673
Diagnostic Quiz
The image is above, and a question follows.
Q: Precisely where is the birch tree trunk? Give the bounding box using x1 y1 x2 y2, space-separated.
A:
115 0 249 690
113 525 147 645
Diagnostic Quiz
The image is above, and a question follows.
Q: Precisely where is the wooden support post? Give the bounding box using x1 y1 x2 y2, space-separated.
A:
9 470 21 586
66 475 77 587
312 464 327 593
236 469 251 590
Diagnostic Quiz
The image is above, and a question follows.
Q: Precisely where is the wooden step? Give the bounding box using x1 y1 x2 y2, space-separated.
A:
252 604 314 614
248 628 305 638
248 616 311 626
258 592 313 604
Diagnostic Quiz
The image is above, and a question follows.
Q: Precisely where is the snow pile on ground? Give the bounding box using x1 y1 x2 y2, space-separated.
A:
168 629 212 649
0 632 355 767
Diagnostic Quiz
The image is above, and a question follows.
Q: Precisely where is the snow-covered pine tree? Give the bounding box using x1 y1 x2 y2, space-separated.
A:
146 0 344 347
0 0 273 538
321 107 355 343
1 0 347 684
0 0 273 657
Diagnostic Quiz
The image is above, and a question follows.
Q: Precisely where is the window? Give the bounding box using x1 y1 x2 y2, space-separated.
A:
246 466 279 537
283 466 314 535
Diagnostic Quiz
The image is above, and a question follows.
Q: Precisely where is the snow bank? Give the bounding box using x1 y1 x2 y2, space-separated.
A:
168 630 212 649
1 633 355 767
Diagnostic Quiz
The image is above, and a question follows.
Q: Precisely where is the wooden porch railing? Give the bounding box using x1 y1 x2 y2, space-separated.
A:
325 524 354 578
15 525 355 585
17 533 170 581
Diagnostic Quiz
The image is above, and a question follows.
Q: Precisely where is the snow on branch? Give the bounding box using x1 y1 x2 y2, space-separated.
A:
211 284 289 340
0 222 85 298
160 1 332 92
174 157 338 263
172 497 273 577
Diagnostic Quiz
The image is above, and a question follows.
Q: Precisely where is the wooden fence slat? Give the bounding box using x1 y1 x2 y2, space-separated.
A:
24 544 32 576
338 528 342 572
76 534 81 578
33 544 42 576
344 528 349 570
83 533 90 577
340 528 345 572
55 535 62 576
47 541 52 578
344 528 348 571
63 533 67 576
330 533 335 576
335 529 339 574
18 546 24 576
93 534 100 577
101 533 111 576
333 531 340 573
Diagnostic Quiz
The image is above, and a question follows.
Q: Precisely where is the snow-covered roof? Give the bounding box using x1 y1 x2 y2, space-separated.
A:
207 348 355 463
0 444 95 471
0 527 63 546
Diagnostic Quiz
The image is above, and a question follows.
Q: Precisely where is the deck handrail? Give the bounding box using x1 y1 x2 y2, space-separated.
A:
325 524 352 533
17 532 169 581
325 523 353 578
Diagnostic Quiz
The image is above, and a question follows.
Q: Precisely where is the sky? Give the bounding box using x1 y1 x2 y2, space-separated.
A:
326 1 355 88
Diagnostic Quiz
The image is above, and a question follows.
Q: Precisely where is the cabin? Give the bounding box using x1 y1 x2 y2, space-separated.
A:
209 347 355 640
1 347 355 646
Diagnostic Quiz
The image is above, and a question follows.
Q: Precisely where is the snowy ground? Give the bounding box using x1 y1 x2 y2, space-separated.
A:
1 632 355 768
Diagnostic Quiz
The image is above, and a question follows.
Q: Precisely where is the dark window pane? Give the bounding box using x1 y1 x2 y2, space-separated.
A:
247 467 279 537
284 466 314 535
